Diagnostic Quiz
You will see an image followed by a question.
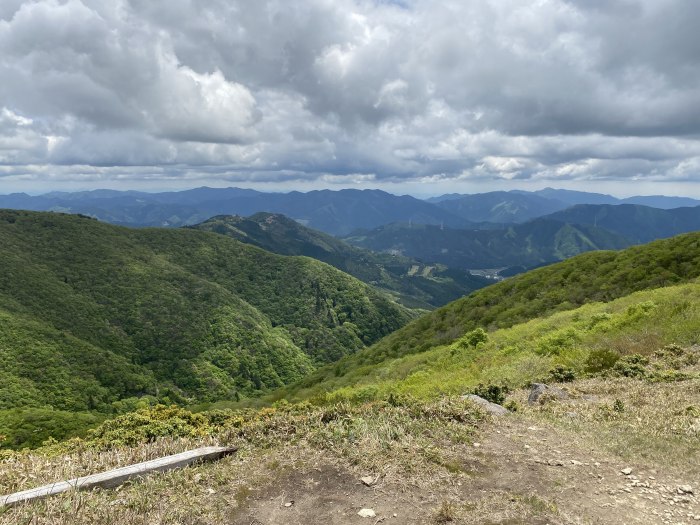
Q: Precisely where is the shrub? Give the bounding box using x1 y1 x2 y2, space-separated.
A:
458 328 488 349
587 312 612 329
584 349 620 375
471 383 510 405
86 405 214 449
612 354 649 379
548 365 576 383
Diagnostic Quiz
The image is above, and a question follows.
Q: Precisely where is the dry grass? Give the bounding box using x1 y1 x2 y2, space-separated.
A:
0 398 486 524
428 492 569 525
515 374 700 475
3 350 699 524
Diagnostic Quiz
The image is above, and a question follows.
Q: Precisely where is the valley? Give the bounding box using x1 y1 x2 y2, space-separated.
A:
1 189 699 524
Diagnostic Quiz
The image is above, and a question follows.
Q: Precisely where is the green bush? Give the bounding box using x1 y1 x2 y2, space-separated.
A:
584 349 620 375
471 383 510 405
612 354 649 378
86 405 216 449
458 327 489 349
548 365 576 383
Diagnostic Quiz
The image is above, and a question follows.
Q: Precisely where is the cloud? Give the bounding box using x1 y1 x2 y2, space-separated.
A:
0 0 699 191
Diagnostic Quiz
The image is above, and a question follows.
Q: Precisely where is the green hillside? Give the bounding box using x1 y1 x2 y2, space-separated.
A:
254 231 700 403
190 213 491 308
352 231 700 363
0 210 412 418
274 281 700 403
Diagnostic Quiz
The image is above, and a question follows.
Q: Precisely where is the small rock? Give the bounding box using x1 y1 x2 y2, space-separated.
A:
679 485 694 494
461 394 509 416
360 476 375 486
621 468 633 475
528 383 569 405
473 442 481 447
358 508 377 518
284 501 294 508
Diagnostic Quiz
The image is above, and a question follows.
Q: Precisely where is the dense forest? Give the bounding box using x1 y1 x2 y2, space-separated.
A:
0 211 412 424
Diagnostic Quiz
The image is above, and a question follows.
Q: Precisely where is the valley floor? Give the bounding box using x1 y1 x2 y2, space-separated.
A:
1 375 698 525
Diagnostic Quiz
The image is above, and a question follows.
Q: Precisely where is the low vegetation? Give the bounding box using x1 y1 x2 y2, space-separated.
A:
348 231 700 368
265 281 700 404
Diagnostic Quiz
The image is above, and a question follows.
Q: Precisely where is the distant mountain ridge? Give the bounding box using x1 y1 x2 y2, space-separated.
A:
2 186 699 234
544 203 700 243
431 191 566 223
343 218 630 269
0 188 471 236
429 188 700 223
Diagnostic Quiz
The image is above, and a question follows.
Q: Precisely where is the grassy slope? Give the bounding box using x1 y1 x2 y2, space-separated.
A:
234 231 700 405
275 281 700 403
350 231 700 366
190 213 491 308
0 210 412 414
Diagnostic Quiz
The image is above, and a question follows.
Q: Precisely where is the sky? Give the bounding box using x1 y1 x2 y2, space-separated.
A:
1 0 700 197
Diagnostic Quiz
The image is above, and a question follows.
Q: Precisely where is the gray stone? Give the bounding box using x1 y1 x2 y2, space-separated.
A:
358 508 376 518
360 476 375 486
528 383 569 405
462 394 509 416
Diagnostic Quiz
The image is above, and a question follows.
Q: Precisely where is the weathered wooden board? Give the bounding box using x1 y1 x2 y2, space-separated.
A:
0 445 236 507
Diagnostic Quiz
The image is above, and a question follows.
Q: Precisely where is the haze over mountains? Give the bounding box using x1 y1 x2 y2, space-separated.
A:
344 219 630 269
2 187 699 235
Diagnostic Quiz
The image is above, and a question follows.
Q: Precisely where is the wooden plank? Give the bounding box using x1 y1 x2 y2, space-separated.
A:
0 445 236 507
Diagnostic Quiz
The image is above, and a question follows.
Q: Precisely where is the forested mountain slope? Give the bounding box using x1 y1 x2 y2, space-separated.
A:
544 203 700 243
0 210 412 413
432 191 567 223
190 213 491 308
344 218 630 269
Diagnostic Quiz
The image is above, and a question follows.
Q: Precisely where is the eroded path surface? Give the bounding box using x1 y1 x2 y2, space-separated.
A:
233 413 698 525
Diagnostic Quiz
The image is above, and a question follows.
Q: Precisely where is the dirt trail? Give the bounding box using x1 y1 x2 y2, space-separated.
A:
233 415 699 525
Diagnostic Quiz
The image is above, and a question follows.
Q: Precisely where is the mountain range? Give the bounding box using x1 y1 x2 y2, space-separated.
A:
2 186 700 234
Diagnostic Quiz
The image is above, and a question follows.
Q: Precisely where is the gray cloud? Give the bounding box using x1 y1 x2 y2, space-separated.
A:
0 0 699 192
